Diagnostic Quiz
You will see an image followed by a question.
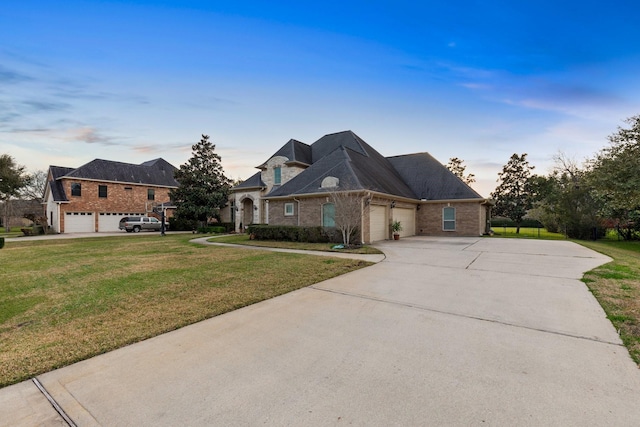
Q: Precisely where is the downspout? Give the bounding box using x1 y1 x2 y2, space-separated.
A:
293 197 301 226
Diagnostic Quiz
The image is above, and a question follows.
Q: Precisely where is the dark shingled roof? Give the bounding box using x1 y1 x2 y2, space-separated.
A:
387 153 482 200
64 158 179 187
311 131 368 163
233 171 265 190
48 166 75 202
266 132 416 199
258 139 312 168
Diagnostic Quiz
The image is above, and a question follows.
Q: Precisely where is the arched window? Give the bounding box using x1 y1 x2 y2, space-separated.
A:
322 203 335 227
71 182 81 197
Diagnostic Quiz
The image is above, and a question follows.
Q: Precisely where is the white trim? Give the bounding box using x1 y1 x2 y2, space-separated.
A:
284 202 294 216
443 206 456 231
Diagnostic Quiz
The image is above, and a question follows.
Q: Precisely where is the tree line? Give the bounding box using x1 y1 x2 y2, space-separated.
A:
490 115 640 240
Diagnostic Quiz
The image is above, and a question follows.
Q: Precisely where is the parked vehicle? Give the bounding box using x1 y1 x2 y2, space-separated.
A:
119 216 165 233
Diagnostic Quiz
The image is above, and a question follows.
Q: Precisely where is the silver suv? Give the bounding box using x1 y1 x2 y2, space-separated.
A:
119 216 164 233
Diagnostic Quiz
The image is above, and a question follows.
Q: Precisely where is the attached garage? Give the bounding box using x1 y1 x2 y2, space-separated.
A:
64 212 94 233
98 213 130 232
369 205 388 242
392 207 416 238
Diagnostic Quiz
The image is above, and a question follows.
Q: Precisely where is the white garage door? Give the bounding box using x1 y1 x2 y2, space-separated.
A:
98 213 129 232
64 212 94 233
393 207 415 237
369 205 388 242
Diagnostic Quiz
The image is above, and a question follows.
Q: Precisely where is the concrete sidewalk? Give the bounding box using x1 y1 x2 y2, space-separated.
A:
3 237 640 426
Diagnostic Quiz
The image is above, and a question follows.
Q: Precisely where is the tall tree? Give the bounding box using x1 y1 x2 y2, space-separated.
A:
491 153 535 234
170 135 231 224
446 157 476 184
533 153 601 239
0 155 30 231
589 115 640 239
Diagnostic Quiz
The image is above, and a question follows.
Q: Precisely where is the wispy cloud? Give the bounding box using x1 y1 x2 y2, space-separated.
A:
0 65 33 84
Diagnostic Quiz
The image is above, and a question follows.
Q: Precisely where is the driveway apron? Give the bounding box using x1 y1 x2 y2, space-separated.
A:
3 237 640 426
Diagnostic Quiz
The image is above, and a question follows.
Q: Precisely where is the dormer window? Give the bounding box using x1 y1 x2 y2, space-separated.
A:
274 167 282 185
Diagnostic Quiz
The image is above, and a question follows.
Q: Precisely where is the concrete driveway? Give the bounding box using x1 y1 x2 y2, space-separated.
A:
3 237 640 426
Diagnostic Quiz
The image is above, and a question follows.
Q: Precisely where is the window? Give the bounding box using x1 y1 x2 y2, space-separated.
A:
147 189 155 201
443 207 456 231
274 167 281 185
71 183 81 197
322 203 335 227
284 202 294 216
98 185 107 198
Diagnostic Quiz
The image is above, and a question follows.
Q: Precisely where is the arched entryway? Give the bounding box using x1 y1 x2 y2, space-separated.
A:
241 198 254 230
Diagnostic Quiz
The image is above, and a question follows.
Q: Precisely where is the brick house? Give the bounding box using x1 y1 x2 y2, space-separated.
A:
230 131 491 243
44 158 178 233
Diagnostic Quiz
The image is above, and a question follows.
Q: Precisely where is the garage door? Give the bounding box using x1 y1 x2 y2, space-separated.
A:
64 212 94 233
392 207 415 237
369 205 388 242
98 213 129 232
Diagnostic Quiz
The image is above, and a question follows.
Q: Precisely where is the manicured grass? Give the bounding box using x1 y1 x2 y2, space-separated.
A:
578 240 640 366
0 234 372 387
211 233 384 254
490 226 566 240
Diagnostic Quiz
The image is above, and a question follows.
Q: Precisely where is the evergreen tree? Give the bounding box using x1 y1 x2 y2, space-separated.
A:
491 153 535 234
170 135 231 224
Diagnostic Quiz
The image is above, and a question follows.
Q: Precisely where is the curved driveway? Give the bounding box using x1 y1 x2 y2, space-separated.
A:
4 237 640 426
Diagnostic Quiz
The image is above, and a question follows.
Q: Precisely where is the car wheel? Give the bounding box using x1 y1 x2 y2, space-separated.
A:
133 226 141 233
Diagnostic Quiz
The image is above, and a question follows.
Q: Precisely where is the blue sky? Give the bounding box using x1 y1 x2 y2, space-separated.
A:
1 0 639 197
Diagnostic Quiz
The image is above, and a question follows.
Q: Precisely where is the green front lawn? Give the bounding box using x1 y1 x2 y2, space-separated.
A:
490 226 566 240
0 234 372 387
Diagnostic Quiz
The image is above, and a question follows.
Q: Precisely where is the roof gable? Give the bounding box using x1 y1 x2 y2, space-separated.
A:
258 139 312 168
310 130 368 163
233 171 265 190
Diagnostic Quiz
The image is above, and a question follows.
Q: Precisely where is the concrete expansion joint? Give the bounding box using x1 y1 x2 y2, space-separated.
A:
310 286 625 347
465 252 483 269
32 378 77 427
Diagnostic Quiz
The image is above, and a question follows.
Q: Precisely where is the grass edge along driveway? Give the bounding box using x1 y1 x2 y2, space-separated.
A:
0 234 372 388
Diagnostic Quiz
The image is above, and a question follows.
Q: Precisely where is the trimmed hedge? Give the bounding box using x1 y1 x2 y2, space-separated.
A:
247 225 342 243
197 226 227 234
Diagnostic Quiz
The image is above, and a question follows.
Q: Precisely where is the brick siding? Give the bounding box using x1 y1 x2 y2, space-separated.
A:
416 201 488 237
59 178 174 232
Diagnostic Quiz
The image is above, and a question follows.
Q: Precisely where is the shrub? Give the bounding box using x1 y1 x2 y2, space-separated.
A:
0 237 4 249
169 217 198 231
246 225 342 243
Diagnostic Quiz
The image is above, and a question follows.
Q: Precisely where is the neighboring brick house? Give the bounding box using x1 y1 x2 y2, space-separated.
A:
231 131 491 243
44 158 178 233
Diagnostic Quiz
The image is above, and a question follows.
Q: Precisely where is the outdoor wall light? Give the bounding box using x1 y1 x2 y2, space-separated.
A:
390 201 396 209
